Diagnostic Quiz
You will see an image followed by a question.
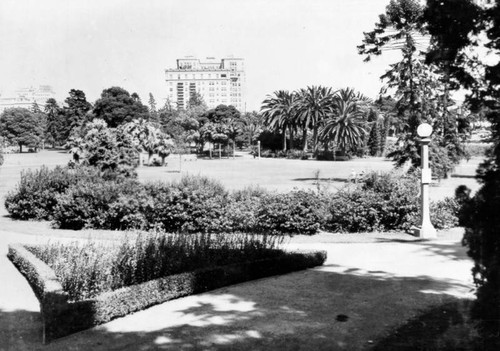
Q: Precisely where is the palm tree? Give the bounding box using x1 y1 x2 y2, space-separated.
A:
261 90 297 152
294 86 335 155
320 88 372 158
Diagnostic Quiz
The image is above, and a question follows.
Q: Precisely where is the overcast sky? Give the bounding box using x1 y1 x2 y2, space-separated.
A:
0 0 402 111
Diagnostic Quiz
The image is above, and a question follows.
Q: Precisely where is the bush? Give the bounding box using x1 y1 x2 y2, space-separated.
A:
256 191 327 235
5 166 101 220
286 150 309 159
227 186 268 233
52 178 147 230
144 176 231 233
326 171 420 232
430 197 460 229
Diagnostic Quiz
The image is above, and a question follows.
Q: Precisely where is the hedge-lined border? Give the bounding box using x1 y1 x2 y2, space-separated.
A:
8 243 326 343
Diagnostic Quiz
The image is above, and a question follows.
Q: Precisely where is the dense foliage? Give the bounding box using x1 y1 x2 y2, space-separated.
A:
26 232 285 301
92 87 149 127
261 87 374 158
0 107 45 152
359 0 469 178
4 166 101 220
6 169 459 234
326 171 420 232
67 120 140 178
422 0 500 345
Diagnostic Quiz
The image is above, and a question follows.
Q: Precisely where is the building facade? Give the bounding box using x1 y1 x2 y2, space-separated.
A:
165 56 245 112
0 85 56 113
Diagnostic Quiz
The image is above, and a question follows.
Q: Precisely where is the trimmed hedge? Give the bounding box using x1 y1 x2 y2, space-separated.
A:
8 243 326 342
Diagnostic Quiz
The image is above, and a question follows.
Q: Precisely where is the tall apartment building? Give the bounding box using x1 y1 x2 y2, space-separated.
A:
0 85 56 113
165 56 245 112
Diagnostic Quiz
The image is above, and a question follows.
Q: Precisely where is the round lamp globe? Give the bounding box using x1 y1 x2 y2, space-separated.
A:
417 123 433 138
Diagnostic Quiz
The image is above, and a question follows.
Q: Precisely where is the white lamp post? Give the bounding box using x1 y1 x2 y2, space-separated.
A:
413 123 437 239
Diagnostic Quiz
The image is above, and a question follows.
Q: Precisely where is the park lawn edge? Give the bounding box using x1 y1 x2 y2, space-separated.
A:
7 242 327 343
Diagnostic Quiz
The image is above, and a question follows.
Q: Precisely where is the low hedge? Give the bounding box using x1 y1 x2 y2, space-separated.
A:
8 243 326 342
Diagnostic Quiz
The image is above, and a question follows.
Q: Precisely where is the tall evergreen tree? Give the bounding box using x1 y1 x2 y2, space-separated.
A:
63 89 92 141
424 0 500 346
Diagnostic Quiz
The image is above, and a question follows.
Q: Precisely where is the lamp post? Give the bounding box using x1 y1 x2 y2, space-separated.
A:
413 123 437 239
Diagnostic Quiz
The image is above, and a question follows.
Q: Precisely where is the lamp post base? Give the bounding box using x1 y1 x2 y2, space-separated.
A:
412 224 437 239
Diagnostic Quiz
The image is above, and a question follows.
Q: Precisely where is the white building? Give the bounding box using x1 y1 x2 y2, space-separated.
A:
165 56 245 111
0 85 56 113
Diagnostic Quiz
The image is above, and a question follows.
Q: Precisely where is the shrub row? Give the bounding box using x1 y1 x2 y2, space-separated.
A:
5 167 461 234
25 232 285 301
9 241 326 341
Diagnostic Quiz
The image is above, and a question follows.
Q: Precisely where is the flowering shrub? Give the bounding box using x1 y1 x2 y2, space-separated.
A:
26 232 285 301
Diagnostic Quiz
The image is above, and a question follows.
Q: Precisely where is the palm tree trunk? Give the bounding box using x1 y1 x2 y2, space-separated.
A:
282 126 287 152
312 126 319 157
289 125 294 150
302 128 308 152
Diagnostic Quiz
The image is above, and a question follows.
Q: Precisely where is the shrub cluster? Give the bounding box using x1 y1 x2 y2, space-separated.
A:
4 166 101 220
326 171 420 232
6 167 461 234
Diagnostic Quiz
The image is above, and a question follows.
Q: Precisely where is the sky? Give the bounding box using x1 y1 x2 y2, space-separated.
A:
0 0 402 112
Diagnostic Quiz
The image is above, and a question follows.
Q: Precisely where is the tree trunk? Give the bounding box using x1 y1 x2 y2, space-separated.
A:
312 126 319 157
302 128 308 152
289 126 294 150
282 126 287 152
148 151 154 165
19 144 22 153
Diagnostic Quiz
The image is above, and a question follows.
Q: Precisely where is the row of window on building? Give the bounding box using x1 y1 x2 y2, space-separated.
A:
167 72 241 80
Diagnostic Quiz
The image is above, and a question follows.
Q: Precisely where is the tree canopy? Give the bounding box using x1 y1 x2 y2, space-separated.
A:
0 108 45 152
92 87 149 127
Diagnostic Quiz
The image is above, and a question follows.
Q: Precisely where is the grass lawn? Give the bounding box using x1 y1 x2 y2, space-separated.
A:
1 148 482 200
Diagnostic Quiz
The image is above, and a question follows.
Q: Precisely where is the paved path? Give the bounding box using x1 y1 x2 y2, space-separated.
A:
0 229 475 351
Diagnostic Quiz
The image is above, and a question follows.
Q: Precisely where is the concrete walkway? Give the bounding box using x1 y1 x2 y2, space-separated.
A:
0 228 475 351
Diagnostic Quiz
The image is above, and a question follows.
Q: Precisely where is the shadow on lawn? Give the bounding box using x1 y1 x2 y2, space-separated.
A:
372 300 479 351
375 238 470 262
34 268 479 351
292 177 349 183
0 308 43 348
